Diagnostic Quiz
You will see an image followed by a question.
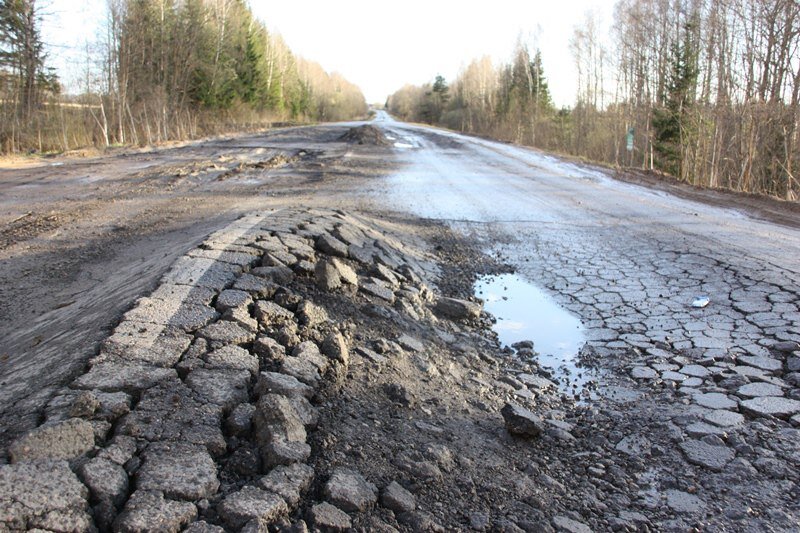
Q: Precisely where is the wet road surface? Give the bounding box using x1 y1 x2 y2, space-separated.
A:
376 111 800 361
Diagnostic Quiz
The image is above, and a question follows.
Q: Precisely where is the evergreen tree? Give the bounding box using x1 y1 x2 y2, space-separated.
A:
0 0 56 118
237 24 268 108
530 50 552 111
422 74 448 123
653 17 699 177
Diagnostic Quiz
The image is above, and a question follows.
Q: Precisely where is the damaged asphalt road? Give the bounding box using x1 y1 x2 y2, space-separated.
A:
1 114 799 531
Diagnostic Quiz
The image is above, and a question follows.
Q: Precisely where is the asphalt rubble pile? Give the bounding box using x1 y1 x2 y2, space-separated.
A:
338 126 390 147
2 206 799 532
2 207 555 532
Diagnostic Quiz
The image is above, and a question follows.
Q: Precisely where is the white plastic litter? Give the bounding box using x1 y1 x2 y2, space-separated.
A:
691 297 710 308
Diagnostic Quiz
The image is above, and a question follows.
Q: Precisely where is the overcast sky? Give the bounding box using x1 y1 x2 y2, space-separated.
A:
41 0 615 108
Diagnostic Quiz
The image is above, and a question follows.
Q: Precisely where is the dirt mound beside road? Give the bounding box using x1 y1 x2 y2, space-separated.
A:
339 125 391 146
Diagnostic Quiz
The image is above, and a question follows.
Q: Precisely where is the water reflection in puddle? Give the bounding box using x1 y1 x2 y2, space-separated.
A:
475 273 593 394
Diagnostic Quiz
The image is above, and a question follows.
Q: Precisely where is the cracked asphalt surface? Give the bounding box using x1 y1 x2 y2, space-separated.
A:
1 112 799 531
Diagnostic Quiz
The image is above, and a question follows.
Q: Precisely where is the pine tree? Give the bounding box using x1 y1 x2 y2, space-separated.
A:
530 50 552 111
422 75 448 123
653 17 699 177
0 0 55 119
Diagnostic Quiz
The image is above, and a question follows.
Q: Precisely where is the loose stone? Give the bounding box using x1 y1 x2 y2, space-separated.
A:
218 486 288 530
501 403 544 438
307 502 352 531
380 481 416 513
740 396 800 418
323 468 378 512
8 418 95 463
679 439 735 471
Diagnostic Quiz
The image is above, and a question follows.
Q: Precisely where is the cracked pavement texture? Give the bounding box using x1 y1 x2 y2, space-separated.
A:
374 112 800 529
378 112 799 358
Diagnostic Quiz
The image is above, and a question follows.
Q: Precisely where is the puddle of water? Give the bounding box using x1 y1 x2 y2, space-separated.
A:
475 273 593 394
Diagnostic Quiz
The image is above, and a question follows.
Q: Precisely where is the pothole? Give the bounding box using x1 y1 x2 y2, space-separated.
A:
475 273 594 394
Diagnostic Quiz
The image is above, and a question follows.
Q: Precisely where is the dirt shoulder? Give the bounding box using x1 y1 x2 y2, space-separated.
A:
607 166 800 230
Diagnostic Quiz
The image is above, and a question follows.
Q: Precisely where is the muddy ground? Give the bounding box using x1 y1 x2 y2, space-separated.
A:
1 120 799 532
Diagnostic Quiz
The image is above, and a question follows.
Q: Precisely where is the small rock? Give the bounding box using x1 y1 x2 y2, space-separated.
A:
254 336 287 365
331 258 359 285
315 259 342 291
381 481 416 513
252 265 295 285
397 510 443 532
316 234 349 257
9 418 95 463
79 457 129 506
185 368 250 410
185 521 226 533
680 365 710 378
737 355 783 372
296 302 329 328
70 391 100 417
517 373 557 390
501 403 544 438
258 463 315 507
204 345 259 376
740 396 800 418
114 490 197 533
233 273 278 298
694 392 738 410
215 289 252 312
0 460 91 531
630 366 657 379
324 468 378 512
254 301 295 325
679 439 735 471
97 436 138 465
772 341 800 353
256 371 314 399
737 382 784 398
136 443 219 501
218 486 288 530
307 502 351 531
198 321 256 350
685 422 728 438
321 333 350 365
703 409 745 427
552 515 592 533
360 281 395 303
434 297 481 320
372 263 401 287
226 403 256 436
253 394 309 468
396 334 424 352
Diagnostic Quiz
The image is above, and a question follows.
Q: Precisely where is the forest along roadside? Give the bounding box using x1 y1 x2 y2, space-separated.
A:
0 119 799 531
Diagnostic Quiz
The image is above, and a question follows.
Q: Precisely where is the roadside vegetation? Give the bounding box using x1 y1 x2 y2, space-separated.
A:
388 0 800 200
0 0 367 154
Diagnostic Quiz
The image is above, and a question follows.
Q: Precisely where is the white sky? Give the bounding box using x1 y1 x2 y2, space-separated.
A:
41 0 615 108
